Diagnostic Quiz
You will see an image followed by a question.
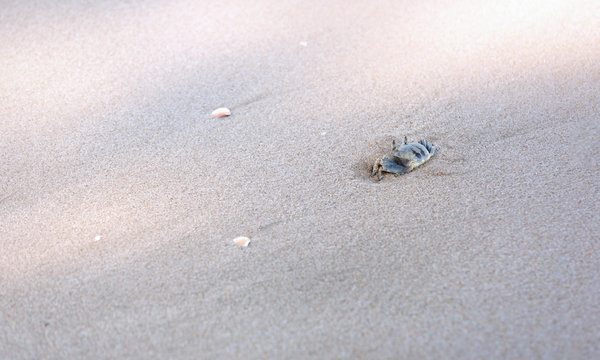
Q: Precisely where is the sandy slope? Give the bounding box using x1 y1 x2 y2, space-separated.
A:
1 0 599 358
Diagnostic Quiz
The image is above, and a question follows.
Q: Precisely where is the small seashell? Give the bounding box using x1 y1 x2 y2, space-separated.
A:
211 107 231 118
233 236 251 247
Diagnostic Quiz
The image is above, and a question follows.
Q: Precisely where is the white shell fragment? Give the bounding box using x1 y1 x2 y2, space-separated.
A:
233 236 251 247
299 41 308 47
211 107 231 118
93 235 102 242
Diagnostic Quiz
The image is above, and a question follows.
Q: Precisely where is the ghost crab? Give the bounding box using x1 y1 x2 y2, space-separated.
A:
371 136 436 181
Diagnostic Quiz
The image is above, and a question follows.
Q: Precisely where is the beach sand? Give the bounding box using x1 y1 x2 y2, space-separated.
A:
1 0 599 358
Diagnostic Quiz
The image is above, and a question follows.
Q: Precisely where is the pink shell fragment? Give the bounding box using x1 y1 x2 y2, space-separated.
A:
211 107 231 118
233 236 251 247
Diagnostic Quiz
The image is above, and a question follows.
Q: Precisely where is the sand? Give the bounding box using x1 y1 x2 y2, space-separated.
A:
1 0 599 358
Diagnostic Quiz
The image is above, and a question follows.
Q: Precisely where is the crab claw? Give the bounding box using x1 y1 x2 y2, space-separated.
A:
371 158 381 178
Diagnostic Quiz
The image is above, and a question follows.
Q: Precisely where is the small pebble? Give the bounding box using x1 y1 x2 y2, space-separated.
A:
93 235 102 242
211 107 231 118
299 41 308 47
233 236 251 247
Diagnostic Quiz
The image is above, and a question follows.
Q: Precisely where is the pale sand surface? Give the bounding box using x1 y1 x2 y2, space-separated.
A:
1 0 599 358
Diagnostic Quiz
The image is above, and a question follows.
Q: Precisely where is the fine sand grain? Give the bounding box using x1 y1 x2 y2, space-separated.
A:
1 0 599 358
